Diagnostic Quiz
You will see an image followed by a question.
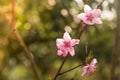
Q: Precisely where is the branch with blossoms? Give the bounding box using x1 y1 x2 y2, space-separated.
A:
54 1 104 80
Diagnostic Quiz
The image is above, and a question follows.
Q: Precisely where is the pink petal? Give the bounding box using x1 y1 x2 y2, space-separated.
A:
84 5 92 13
68 47 75 56
57 49 68 57
77 13 86 20
87 65 96 75
56 39 64 49
93 9 101 17
57 50 63 56
93 18 102 24
77 13 94 25
90 58 97 66
63 32 71 42
81 65 89 76
71 39 80 46
62 50 68 57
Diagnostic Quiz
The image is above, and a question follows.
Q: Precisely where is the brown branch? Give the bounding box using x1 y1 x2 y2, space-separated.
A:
10 0 41 80
77 23 87 39
11 0 15 28
54 55 68 80
0 0 41 80
111 0 120 80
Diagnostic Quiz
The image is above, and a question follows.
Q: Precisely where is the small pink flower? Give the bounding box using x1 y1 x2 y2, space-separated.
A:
81 58 97 76
77 5 102 25
56 32 80 57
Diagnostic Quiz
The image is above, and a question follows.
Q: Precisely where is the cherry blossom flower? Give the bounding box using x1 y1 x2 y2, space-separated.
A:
77 5 102 25
56 32 80 57
81 58 97 76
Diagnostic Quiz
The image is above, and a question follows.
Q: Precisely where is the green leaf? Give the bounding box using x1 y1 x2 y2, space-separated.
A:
85 50 94 63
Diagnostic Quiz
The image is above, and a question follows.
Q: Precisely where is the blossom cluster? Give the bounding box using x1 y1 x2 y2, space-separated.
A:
56 5 102 76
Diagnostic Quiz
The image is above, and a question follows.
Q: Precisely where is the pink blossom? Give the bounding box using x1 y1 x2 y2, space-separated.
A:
77 5 102 25
81 58 97 76
56 32 80 57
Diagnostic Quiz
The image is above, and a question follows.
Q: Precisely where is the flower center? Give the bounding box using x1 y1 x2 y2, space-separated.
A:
64 41 71 47
86 13 93 21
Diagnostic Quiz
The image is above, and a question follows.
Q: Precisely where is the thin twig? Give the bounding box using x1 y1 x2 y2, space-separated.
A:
77 23 87 39
58 63 84 75
97 0 105 9
54 55 68 80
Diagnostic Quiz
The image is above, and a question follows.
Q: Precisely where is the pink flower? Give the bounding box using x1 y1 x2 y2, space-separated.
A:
81 58 97 76
77 5 102 25
56 32 80 57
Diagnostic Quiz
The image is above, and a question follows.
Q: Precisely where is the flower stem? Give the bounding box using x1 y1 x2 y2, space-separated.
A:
58 63 84 75
54 55 68 80
77 23 87 39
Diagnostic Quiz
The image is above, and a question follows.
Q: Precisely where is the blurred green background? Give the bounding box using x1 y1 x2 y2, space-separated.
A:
0 0 119 80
